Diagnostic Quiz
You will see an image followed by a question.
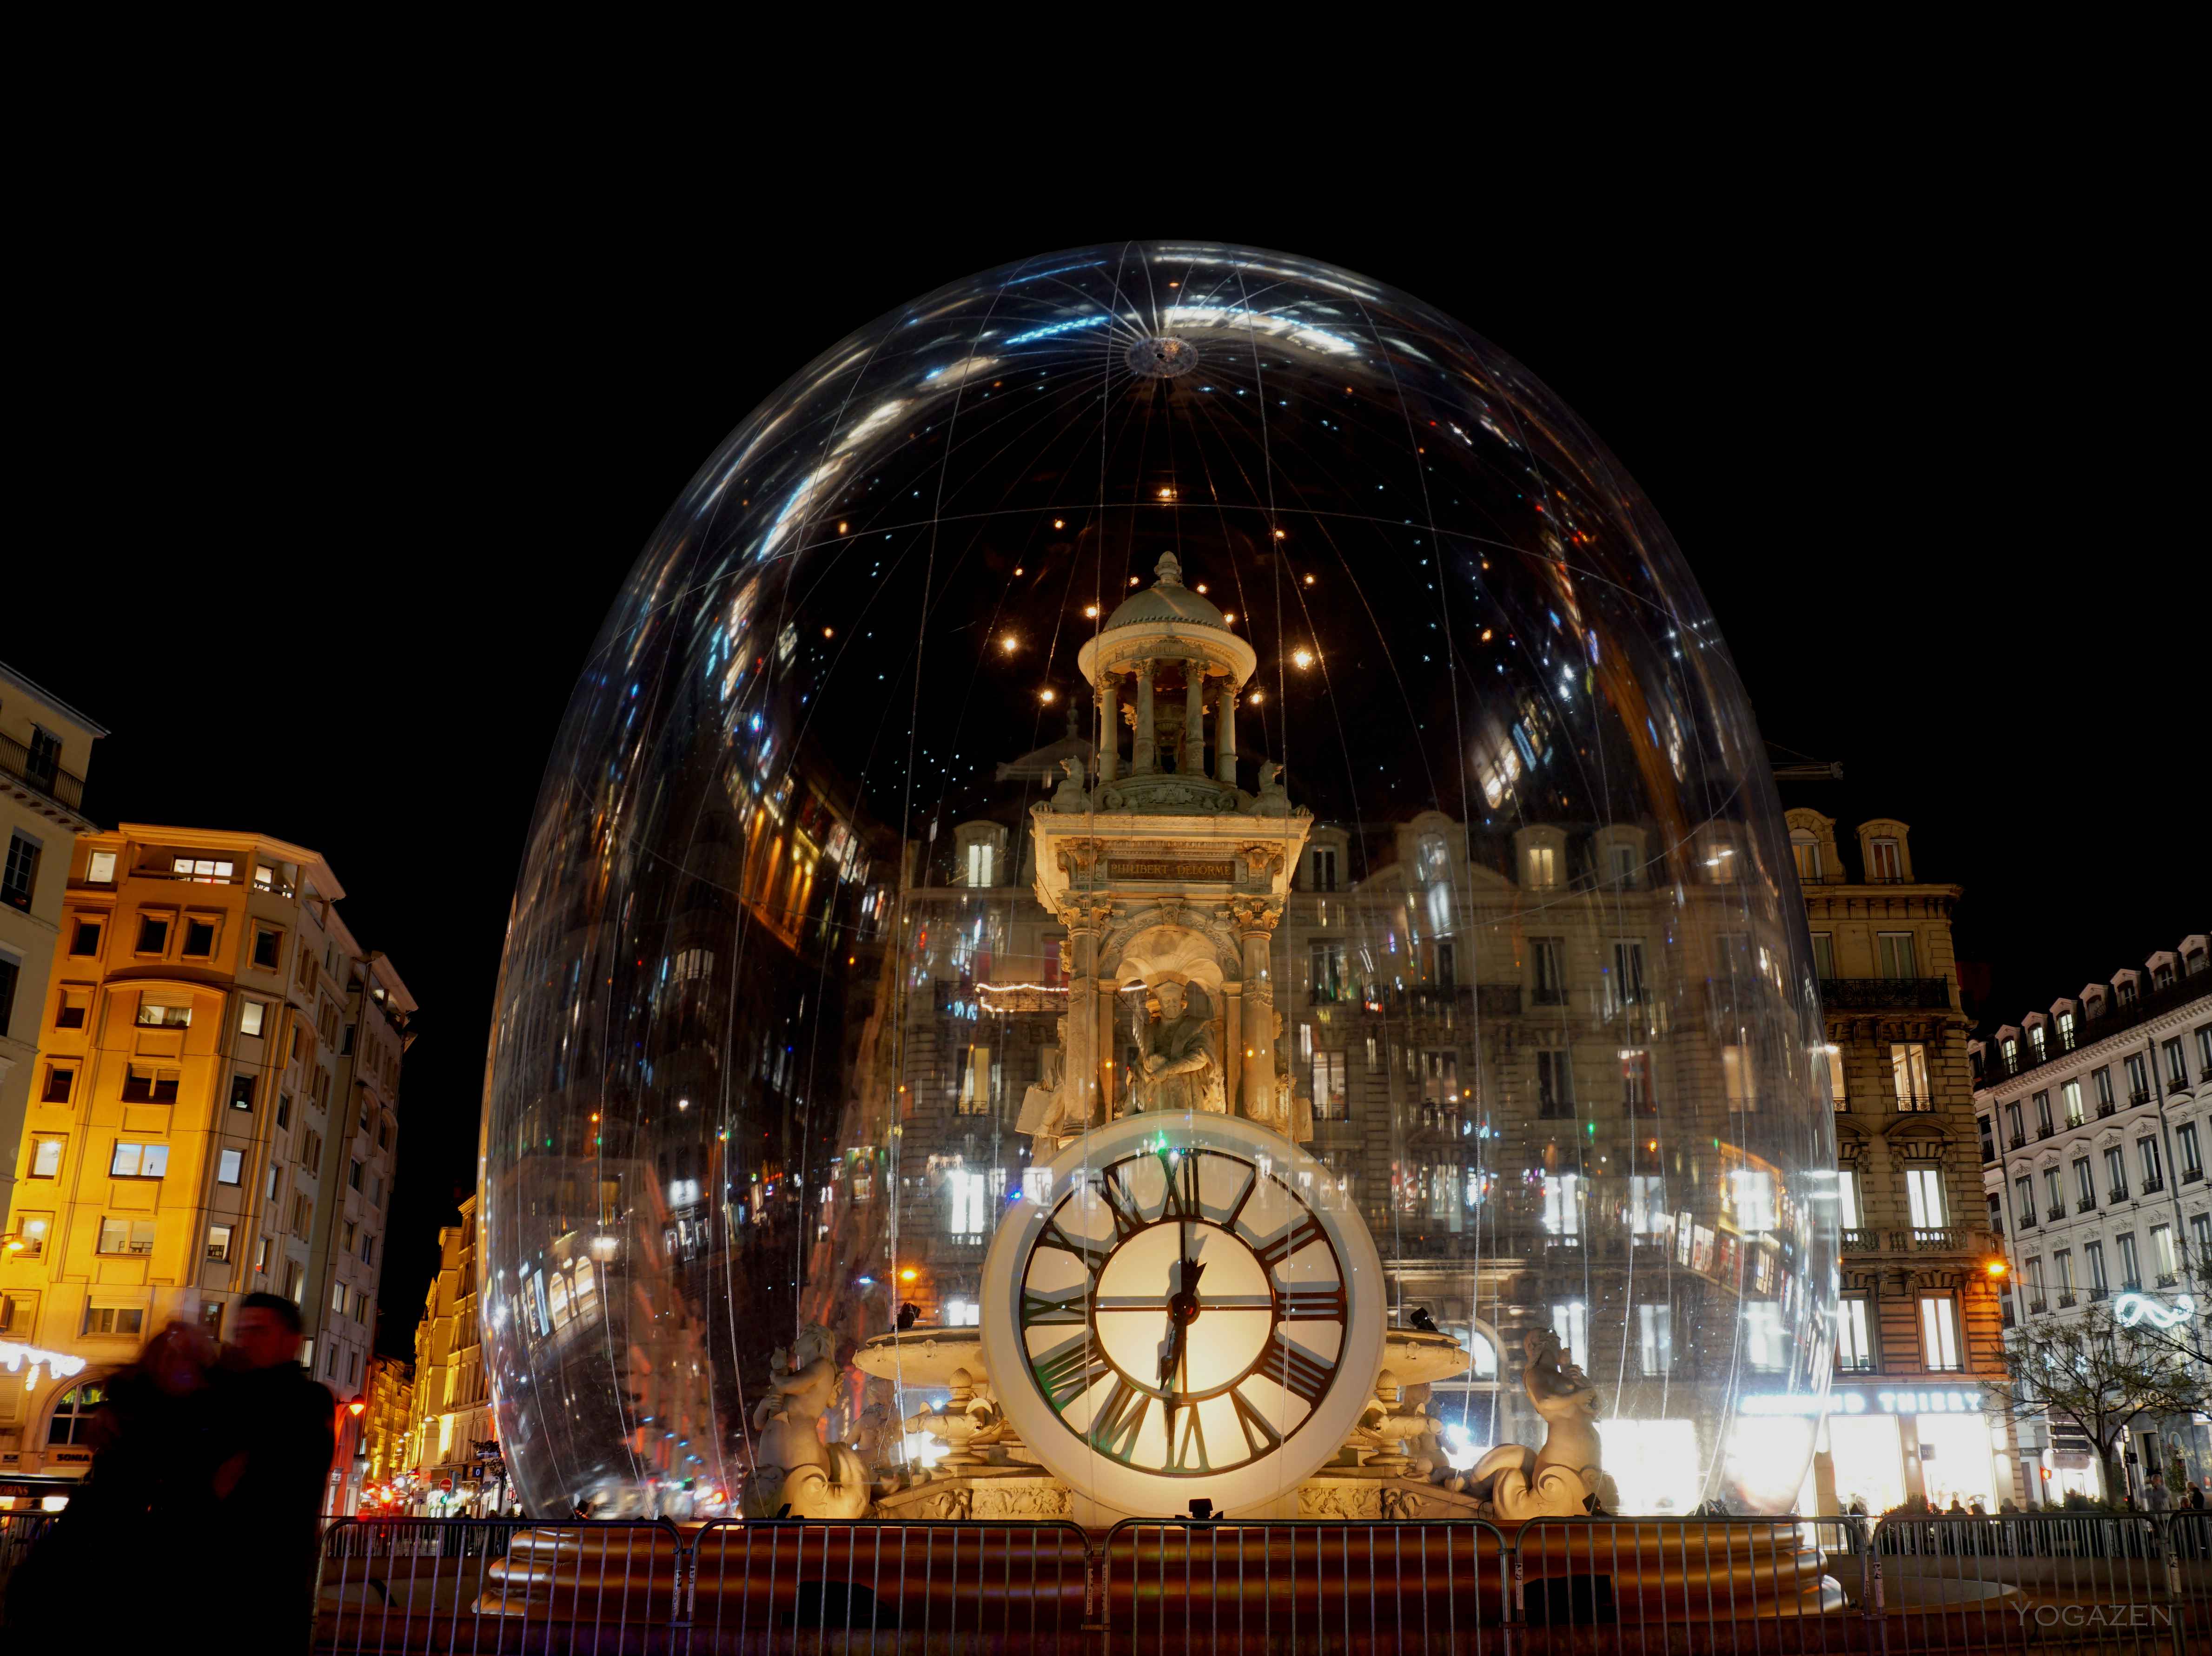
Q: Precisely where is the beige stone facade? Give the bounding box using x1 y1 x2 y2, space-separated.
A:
402 1194 500 1512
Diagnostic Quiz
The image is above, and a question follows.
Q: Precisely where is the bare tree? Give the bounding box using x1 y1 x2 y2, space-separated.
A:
1990 1300 2210 1501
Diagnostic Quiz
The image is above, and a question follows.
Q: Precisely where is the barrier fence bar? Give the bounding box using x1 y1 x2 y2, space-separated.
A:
1099 1518 1512 1655
682 1518 1093 1653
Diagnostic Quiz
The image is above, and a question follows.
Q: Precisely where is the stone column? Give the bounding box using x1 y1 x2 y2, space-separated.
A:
1097 675 1119 783
1132 661 1157 774
1232 899 1282 1123
1182 662 1207 774
1216 688 1238 785
1059 905 1105 1135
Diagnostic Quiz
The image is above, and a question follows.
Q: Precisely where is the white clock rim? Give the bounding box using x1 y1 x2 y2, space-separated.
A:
979 1111 1386 1522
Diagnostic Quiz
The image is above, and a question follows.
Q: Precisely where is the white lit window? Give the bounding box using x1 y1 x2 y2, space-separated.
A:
965 842 996 888
217 1148 244 1185
240 999 266 1037
1744 1303 1786 1370
1551 1300 1589 1370
2151 1224 2177 1280
1525 844 1557 888
1836 1169 1861 1229
1627 1174 1666 1234
172 857 235 883
1722 1045 1753 1108
1790 832 1822 883
948 1170 987 1240
1818 1046 1847 1110
1919 1296 1961 1371
1637 1303 1672 1375
31 1137 64 1178
1729 1169 1776 1232
2060 1080 2083 1125
946 1298 980 1327
206 1224 233 1262
1542 1174 1582 1238
1905 1167 1947 1231
1890 1042 1930 1110
86 850 117 883
1837 1300 1873 1371
109 1141 170 1178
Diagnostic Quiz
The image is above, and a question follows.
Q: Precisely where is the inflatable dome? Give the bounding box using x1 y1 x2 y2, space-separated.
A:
477 241 1840 1519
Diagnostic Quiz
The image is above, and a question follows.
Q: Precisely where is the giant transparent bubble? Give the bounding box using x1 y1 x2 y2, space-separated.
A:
479 242 1839 1521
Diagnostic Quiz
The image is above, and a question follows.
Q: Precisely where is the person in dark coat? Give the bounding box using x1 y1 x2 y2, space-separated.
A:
213 1292 337 1648
4 1321 226 1633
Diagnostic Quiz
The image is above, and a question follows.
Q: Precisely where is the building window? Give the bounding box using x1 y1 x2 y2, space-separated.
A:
201 1302 224 1337
2192 1213 2212 1266
1551 1300 1589 1369
1837 1168 1861 1229
2044 1167 2064 1218
207 1223 233 1262
120 1067 180 1103
1978 1115 1995 1161
252 928 281 971
29 1136 64 1178
1721 1045 1754 1108
85 849 117 883
1809 932 1835 978
2085 1240 2107 1290
181 917 217 957
956 1043 994 1115
1836 1300 1874 1372
1621 1050 1654 1115
2032 1091 2052 1134
1530 938 1567 1005
41 1066 74 1103
2028 1025 2047 1061
82 1305 146 1338
964 842 995 888
1791 832 1823 883
2022 1256 2044 1307
1536 1049 1574 1118
228 1074 256 1112
1638 1304 1673 1375
1523 844 1556 889
2124 1054 2150 1102
70 919 102 956
53 986 88 1030
1919 1297 1961 1371
1311 847 1338 891
11 1214 50 1260
2073 1157 2095 1209
2161 1038 2187 1091
1310 1050 1349 1119
2151 1224 2178 1284
2116 1232 2141 1290
97 1217 157 1255
2197 1024 2212 1078
172 857 234 883
109 1141 170 1178
1610 941 1647 1008
1889 1042 1931 1111
217 1148 244 1185
2053 1249 2074 1294
1821 1047 1847 1111
1609 845 1639 888
2178 1121 2202 1181
1542 1174 1582 1238
2060 1080 2084 1125
1310 942 1351 1002
2005 1101 2023 1144
2093 1066 2114 1108
1903 1167 1947 1231
2138 1136 2162 1190
135 915 171 955
135 999 192 1029
1877 933 1918 978
947 1169 987 1241
1869 838 1903 882
0 1291 33 1334
2105 1146 2128 1201
1 832 39 912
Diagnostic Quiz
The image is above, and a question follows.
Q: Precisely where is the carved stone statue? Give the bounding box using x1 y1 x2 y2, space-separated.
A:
1132 980 1225 1114
1015 1017 1088 1156
1465 1330 1613 1520
745 1325 872 1518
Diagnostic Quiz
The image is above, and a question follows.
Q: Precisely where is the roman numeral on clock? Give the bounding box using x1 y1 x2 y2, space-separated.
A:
1251 1214 1325 1272
1278 1282 1347 1321
1158 1149 1203 1221
1097 1169 1146 1242
1033 1337 1111 1412
1037 1218 1106 1269
1228 1387 1284 1457
1254 1334 1334 1406
1089 1377 1149 1459
1168 1403 1209 1472
1021 1289 1087 1327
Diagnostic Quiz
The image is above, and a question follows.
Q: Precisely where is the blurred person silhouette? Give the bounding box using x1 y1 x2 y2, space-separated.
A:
3 1320 225 1634
212 1292 336 1648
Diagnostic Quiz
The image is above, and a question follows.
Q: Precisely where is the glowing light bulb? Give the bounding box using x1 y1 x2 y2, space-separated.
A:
1194 583 1207 594
1084 605 1099 618
836 521 848 533
1053 518 1065 529
1223 612 1235 624
1000 636 1018 653
822 627 834 639
1040 689 1056 703
1304 574 1316 586
1013 566 1023 576
1292 649 1315 670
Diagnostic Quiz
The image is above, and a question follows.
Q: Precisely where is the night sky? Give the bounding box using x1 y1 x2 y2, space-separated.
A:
14 186 2201 1357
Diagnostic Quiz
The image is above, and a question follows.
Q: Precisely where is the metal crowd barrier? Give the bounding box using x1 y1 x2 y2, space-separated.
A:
293 1509 2212 1654
0 1511 60 1606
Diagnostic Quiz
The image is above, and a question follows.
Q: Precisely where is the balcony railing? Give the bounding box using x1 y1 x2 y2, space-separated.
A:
2037 1123 2055 1139
2090 1286 2110 1301
2155 1272 2178 1288
2077 1198 2097 1213
0 731 86 812
2129 1090 2153 1107
1841 1228 1875 1251
2046 1205 2065 1221
2007 1132 2027 1149
2140 1174 2164 1194
2183 1165 2205 1184
1818 976 1952 1010
2098 1102 2118 1118
1979 970 2212 1087
2109 1186 2128 1203
2028 1299 2048 1314
2058 1293 2077 1308
2170 1077 2192 1095
2017 1211 2036 1228
1875 1226 1998 1254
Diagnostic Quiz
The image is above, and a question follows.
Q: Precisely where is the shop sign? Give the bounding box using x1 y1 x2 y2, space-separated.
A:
1740 1387 1983 1418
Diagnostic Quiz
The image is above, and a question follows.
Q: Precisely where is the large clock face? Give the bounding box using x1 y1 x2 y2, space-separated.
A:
980 1112 1384 1520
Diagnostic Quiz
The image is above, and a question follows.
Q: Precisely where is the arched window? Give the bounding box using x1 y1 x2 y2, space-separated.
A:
1789 830 1822 883
46 1379 108 1446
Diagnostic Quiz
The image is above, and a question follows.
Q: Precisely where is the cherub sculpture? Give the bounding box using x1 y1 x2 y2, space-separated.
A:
1465 1330 1613 1520
745 1325 871 1518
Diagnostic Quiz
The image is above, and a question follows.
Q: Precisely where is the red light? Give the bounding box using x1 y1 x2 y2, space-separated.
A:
348 1400 366 1416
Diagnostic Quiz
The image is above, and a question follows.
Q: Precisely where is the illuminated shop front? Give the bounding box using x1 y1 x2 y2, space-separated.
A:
1743 1384 2000 1512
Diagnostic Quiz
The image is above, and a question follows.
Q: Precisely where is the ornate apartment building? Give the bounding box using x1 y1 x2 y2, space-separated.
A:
0 663 105 1239
0 825 411 1487
1976 934 2212 1500
403 1194 502 1513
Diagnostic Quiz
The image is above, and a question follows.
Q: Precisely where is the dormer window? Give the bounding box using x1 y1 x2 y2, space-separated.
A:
1609 845 1639 888
2118 981 2138 1008
1311 847 1338 891
1525 844 1557 888
1868 838 1903 882
2152 962 2174 990
2000 1037 2019 1074
2057 1010 2076 1050
1789 831 1822 883
2027 1025 2046 1061
965 842 995 888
